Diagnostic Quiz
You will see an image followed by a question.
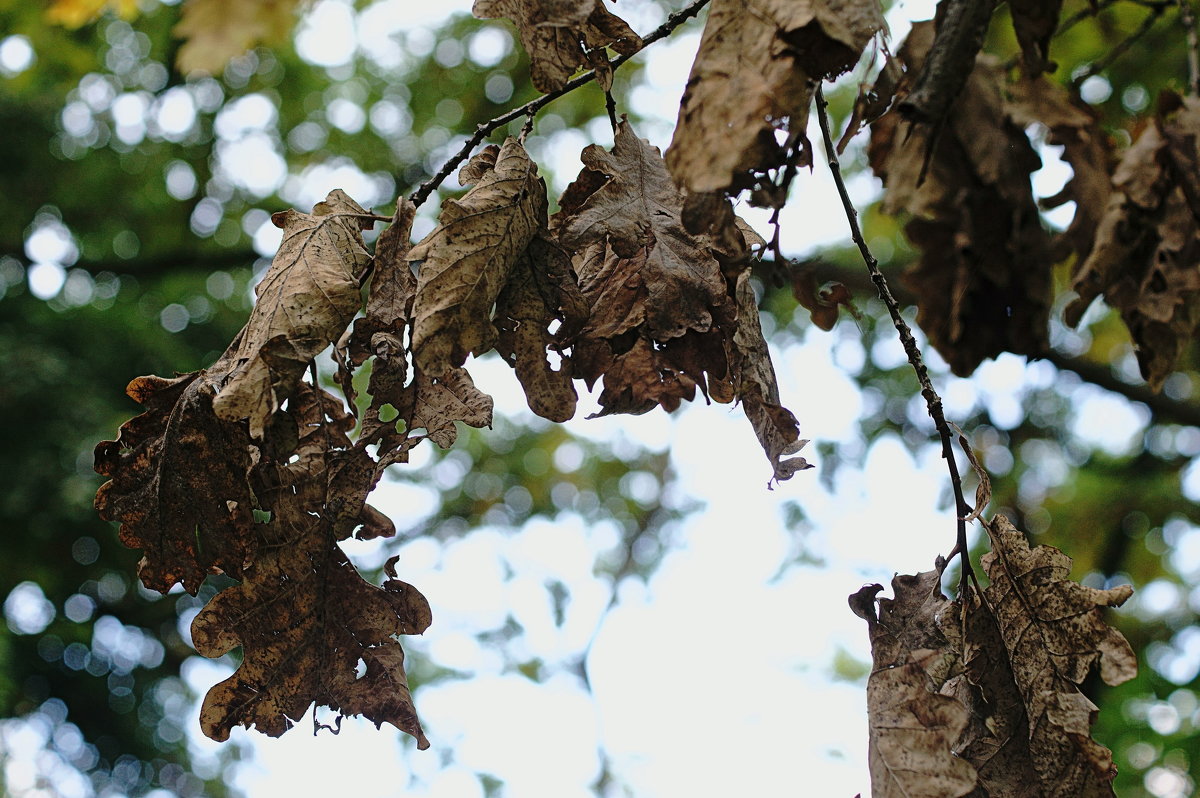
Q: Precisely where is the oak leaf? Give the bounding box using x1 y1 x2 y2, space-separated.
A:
557 118 731 342
191 517 431 746
213 189 374 439
392 366 494 451
174 0 303 74
409 139 543 376
1065 92 1200 390
869 25 1054 376
854 571 979 798
493 232 580 422
666 0 883 224
94 372 256 594
1007 78 1113 266
732 272 810 485
979 515 1136 796
472 0 642 92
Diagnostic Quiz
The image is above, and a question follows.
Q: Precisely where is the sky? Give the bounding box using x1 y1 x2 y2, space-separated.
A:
4 0 1192 796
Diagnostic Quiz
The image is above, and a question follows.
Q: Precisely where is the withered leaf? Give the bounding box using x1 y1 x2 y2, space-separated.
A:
346 197 418 367
869 25 1053 376
494 232 580 422
558 118 730 341
732 271 810 485
1065 93 1200 391
1007 77 1113 265
409 138 543 375
213 189 374 439
980 515 1136 796
472 0 642 93
1008 0 1063 75
393 366 494 451
666 0 883 215
191 517 431 747
857 570 979 798
94 372 255 594
952 588 1043 798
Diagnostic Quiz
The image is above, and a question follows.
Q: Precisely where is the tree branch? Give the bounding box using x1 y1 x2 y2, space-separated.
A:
765 257 1200 429
814 86 975 585
406 0 712 209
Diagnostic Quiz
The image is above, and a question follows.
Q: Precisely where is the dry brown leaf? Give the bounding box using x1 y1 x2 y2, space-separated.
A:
173 0 303 74
980 515 1136 796
393 366 494 450
732 271 810 485
1065 92 1200 391
93 372 255 594
213 189 373 439
494 232 580 422
472 0 642 92
346 197 418 368
191 517 431 746
856 571 979 798
409 138 543 375
869 25 1054 376
554 118 800 479
558 118 731 341
951 588 1044 798
192 377 426 746
666 0 883 211
1008 0 1063 76
792 267 860 331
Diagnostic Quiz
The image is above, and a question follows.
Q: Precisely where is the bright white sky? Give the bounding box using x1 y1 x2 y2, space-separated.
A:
6 0 1190 796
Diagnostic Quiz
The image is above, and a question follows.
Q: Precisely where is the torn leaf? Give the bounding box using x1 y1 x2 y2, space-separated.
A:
213 189 374 439
94 372 255 594
472 0 641 92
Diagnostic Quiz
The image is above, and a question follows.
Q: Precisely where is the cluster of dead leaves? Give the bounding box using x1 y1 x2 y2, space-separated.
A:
864 9 1197 389
94 111 812 741
866 21 1054 377
1064 92 1200 390
852 515 1137 798
96 191 437 746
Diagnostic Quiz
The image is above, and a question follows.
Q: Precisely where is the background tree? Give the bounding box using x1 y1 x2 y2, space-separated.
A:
0 0 1197 796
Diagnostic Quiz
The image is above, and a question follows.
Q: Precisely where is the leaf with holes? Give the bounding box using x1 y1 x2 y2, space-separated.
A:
94 372 256 594
409 139 543 376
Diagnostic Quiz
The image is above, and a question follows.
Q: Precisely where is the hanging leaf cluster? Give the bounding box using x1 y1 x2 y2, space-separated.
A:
93 0 880 734
864 9 1199 385
853 516 1138 798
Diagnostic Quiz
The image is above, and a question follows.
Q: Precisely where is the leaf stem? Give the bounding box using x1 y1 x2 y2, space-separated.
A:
1179 0 1200 96
406 0 712 209
813 85 975 587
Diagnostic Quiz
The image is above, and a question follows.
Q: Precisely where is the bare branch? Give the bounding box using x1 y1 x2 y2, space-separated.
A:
407 0 712 210
815 85 975 586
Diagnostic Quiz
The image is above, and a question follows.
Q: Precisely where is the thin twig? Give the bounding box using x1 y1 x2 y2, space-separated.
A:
1071 4 1166 88
1179 0 1200 95
813 86 975 587
761 256 1200 427
407 0 712 209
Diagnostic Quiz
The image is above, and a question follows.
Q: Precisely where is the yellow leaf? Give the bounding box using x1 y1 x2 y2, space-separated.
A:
46 0 138 27
174 0 304 74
